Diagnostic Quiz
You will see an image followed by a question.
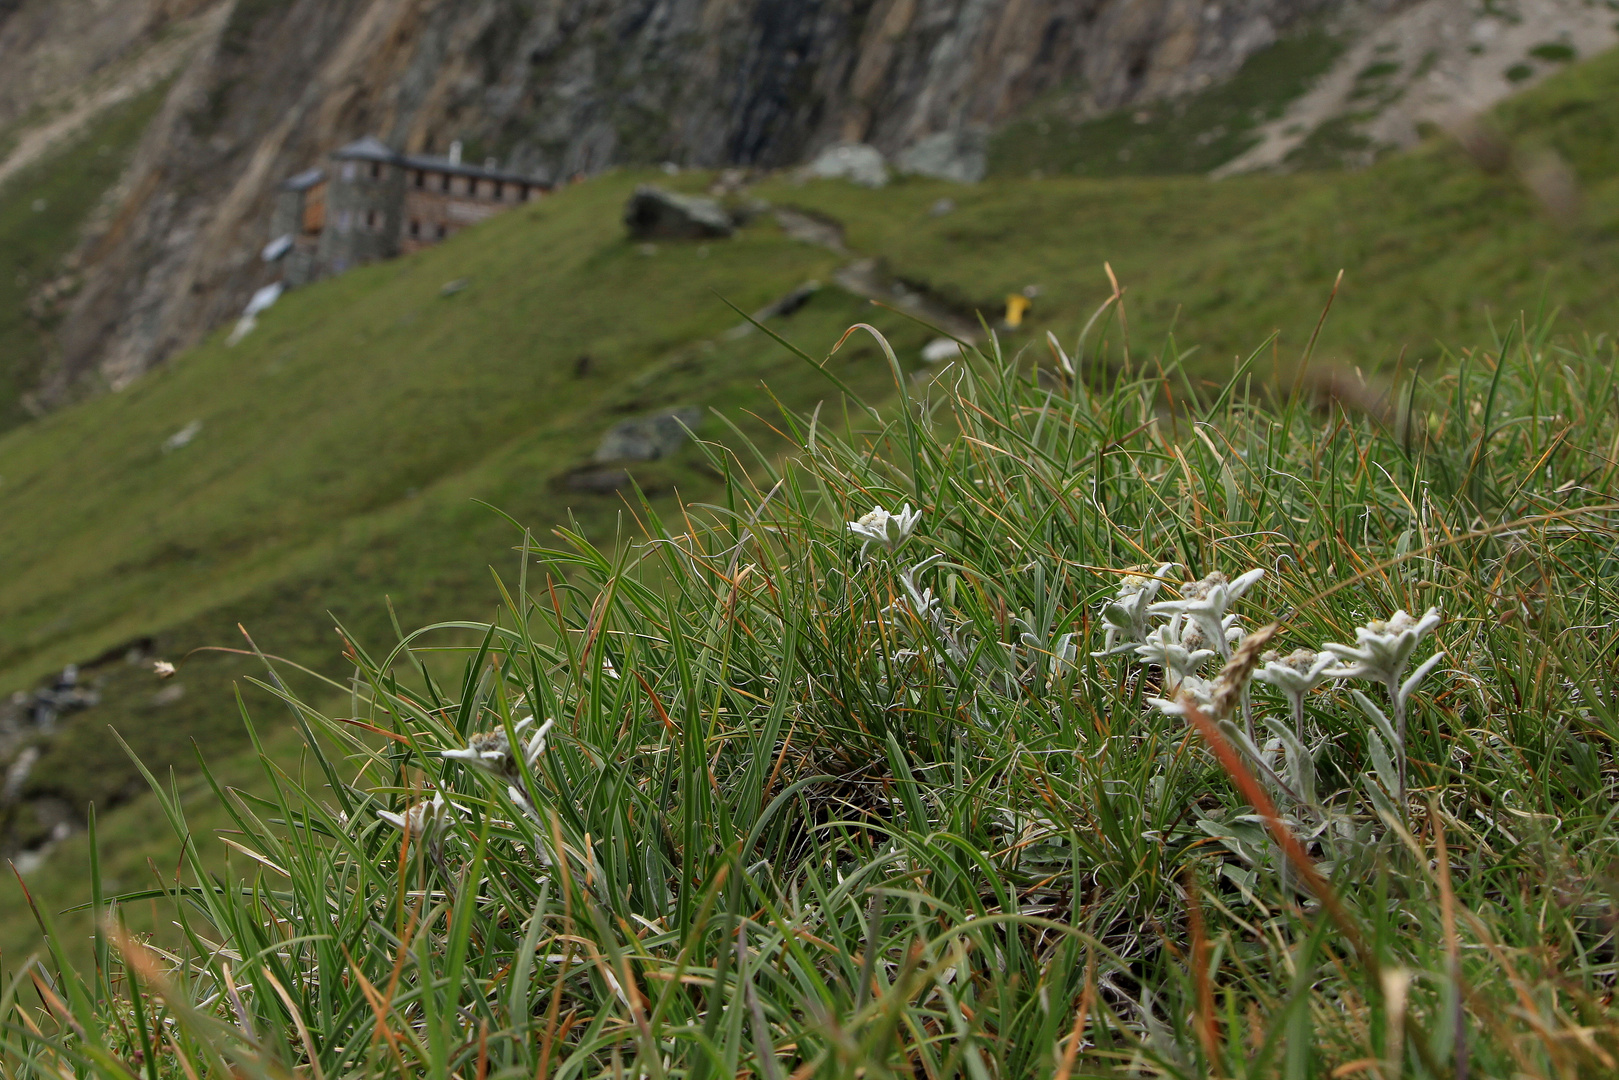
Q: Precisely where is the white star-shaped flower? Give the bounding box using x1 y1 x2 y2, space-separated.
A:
1135 614 1214 687
441 716 556 778
377 791 460 843
847 504 922 556
1253 648 1336 697
1148 674 1215 717
1322 608 1443 705
1148 569 1264 659
1093 562 1178 656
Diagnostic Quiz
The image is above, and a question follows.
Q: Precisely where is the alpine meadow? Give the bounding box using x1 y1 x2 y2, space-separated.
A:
0 5 1618 1079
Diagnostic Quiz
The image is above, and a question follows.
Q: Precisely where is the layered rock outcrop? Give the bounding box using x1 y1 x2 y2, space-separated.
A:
11 0 1342 402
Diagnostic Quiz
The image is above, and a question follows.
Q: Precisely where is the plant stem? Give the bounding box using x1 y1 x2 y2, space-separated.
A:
1390 677 1407 812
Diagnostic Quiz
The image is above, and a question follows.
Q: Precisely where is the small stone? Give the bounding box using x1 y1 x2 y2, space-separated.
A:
162 420 202 452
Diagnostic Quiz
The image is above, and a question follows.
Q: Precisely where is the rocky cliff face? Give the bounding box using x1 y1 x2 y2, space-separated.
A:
22 0 1340 403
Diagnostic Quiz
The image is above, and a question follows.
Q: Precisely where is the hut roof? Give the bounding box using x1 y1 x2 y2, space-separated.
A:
279 168 326 191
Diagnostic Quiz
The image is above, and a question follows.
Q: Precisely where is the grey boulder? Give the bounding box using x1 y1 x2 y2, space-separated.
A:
804 143 889 188
623 186 735 240
595 407 703 462
896 128 987 184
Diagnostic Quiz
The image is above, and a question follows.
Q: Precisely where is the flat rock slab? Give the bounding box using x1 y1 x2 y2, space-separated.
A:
595 407 703 463
623 186 734 240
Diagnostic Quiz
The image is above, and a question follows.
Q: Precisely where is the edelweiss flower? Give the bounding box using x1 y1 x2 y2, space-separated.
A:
1148 674 1215 717
1253 648 1336 738
1254 648 1334 693
1135 614 1214 689
1148 569 1265 660
1322 608 1443 703
442 716 556 779
1093 562 1178 656
1323 607 1443 811
153 660 177 679
377 791 459 842
848 504 922 555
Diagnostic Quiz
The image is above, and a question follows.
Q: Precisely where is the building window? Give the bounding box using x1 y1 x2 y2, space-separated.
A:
493 180 504 199
518 184 529 201
440 173 450 192
409 219 421 237
436 223 447 239
370 161 382 179
366 209 378 230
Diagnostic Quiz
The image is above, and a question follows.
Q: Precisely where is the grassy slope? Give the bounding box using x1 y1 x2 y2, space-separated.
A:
0 172 931 961
768 48 1619 383
0 49 1617 960
0 85 169 431
988 24 1346 178
0 170 948 798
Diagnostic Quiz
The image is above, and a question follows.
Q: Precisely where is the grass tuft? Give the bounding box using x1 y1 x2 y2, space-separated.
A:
5 306 1618 1076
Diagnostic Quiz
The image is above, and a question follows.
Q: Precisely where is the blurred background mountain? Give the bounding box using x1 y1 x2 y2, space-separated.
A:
2 0 1607 420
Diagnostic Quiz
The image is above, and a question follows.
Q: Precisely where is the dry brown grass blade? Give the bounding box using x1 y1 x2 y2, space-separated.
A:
259 968 327 1080
339 944 410 1071
1179 702 1372 971
1186 864 1219 1065
1181 697 1455 1076
1052 948 1096 1080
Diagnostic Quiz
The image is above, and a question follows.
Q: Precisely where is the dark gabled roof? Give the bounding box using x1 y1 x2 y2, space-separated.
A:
279 167 325 191
399 152 548 187
331 135 396 162
319 136 551 188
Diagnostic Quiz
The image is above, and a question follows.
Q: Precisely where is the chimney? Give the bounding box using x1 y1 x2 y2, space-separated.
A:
449 140 463 165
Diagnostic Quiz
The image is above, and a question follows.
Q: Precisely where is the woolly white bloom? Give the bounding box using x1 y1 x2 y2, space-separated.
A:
1254 648 1336 739
1322 608 1443 705
153 660 177 679
1254 648 1336 698
442 716 557 779
442 730 514 775
1094 562 1177 656
1148 674 1215 717
848 504 922 555
522 716 557 764
1323 608 1444 811
1135 614 1214 689
377 791 459 842
1148 569 1265 659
